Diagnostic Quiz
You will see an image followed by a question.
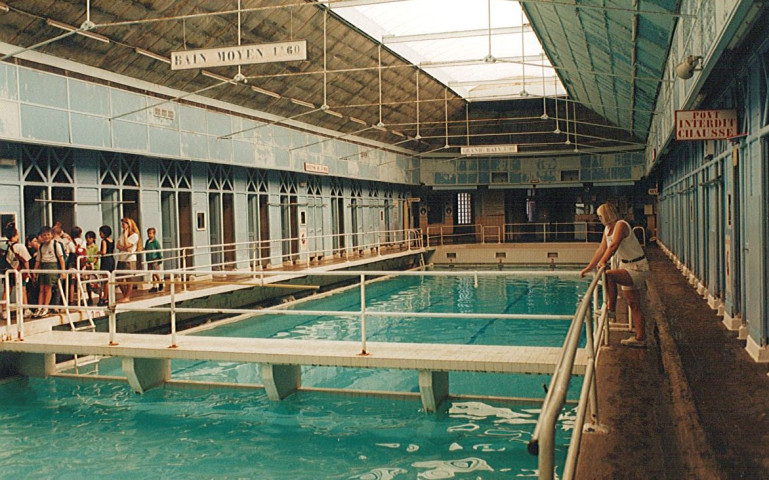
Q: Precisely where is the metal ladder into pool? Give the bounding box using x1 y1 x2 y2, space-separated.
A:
64 280 100 375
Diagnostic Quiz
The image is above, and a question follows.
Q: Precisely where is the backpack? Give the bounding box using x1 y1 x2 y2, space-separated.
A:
0 242 16 275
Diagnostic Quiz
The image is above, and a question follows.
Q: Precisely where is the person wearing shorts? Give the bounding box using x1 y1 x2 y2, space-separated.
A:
33 226 66 318
581 203 649 347
116 217 141 303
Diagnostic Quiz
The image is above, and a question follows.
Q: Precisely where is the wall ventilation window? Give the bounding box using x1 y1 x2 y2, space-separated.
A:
457 192 472 225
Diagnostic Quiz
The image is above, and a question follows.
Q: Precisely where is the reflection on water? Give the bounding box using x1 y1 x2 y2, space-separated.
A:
0 379 575 478
28 274 584 477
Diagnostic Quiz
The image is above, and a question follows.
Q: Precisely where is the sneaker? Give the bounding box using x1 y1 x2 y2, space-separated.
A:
37 308 49 318
23 309 33 318
148 287 157 293
620 336 646 348
158 284 164 291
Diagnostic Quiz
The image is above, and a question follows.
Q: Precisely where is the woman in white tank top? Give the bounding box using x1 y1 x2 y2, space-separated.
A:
581 203 649 347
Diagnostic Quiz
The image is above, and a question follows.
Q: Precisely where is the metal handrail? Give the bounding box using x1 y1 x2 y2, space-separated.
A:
69 227 423 276
425 222 603 246
528 266 606 480
4 268 581 347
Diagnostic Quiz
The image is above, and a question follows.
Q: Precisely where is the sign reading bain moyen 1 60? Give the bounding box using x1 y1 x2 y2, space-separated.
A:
675 109 737 140
171 41 307 70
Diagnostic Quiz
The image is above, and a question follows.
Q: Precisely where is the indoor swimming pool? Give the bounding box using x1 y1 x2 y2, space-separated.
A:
0 272 588 478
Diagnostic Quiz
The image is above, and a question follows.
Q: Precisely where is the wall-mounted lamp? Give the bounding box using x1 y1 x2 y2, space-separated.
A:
675 55 702 80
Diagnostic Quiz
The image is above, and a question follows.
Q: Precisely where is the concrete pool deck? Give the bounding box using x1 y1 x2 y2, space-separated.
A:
575 244 769 479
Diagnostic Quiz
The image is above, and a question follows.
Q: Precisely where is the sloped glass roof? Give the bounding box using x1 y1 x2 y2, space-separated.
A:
323 0 566 102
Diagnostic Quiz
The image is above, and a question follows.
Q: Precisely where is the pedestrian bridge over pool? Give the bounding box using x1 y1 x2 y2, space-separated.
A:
0 331 587 412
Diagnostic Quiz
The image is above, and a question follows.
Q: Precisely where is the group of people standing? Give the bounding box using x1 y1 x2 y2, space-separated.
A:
2 218 163 319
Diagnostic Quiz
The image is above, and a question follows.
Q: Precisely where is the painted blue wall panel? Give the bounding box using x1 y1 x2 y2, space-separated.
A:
179 105 206 132
180 132 209 160
612 167 631 178
75 187 101 235
0 63 18 100
68 79 110 116
20 104 69 143
19 69 67 108
70 113 111 148
74 150 99 184
206 111 231 137
149 126 181 157
110 90 146 123
233 141 255 165
0 99 21 138
208 137 233 163
274 148 289 168
255 145 274 167
112 120 148 151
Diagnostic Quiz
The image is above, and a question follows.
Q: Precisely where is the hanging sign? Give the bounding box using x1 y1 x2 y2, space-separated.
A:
171 40 307 70
460 144 518 156
304 162 329 174
675 109 737 140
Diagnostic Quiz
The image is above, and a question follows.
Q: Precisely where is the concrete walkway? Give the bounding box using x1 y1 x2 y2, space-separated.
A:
576 244 769 479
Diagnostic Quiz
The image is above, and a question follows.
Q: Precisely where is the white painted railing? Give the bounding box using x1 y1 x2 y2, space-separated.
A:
424 222 603 246
74 227 422 276
5 268 578 347
425 224 502 246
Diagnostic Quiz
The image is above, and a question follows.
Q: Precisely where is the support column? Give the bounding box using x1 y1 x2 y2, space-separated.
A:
123 357 170 394
15 353 56 377
262 364 301 401
419 370 449 413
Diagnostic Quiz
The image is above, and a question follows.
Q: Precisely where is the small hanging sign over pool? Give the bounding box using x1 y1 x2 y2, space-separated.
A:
675 109 737 140
171 40 307 70
461 144 518 156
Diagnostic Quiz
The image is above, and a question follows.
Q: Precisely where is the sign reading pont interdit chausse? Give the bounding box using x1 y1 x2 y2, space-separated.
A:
675 109 737 140
171 41 307 70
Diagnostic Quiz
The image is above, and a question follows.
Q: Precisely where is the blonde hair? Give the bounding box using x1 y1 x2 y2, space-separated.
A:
121 217 143 251
597 203 620 223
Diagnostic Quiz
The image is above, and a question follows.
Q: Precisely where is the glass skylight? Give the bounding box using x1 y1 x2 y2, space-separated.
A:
322 0 566 101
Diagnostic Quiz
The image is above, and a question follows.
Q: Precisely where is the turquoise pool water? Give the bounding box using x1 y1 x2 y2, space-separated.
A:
0 272 587 478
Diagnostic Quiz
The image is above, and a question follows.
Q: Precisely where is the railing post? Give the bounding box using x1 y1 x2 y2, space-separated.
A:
181 247 188 292
601 272 610 346
474 272 478 288
359 273 368 355
583 302 599 426
108 271 117 346
14 270 23 340
3 271 11 339
170 272 177 348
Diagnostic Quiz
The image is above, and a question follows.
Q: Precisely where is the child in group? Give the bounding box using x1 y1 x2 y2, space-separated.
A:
144 227 163 292
33 226 66 318
84 230 100 305
50 222 73 306
25 234 39 310
97 225 115 306
2 222 33 318
68 226 87 303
